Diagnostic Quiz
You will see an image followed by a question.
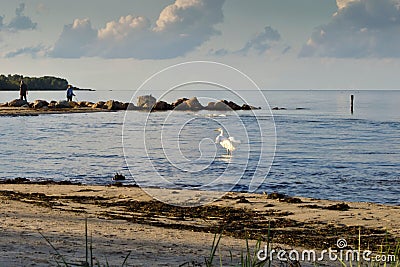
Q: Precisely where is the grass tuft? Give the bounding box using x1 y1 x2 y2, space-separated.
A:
39 218 131 267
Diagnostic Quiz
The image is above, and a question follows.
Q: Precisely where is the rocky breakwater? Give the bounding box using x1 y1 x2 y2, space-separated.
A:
143 95 261 112
1 95 260 113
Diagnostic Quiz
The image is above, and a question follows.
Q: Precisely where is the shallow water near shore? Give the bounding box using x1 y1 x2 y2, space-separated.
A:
0 90 399 205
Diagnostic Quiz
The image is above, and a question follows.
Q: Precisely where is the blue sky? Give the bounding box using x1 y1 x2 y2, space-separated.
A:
1 0 400 90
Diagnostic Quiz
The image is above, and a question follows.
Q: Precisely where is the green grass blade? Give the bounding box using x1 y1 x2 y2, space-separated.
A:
39 231 70 267
121 251 131 267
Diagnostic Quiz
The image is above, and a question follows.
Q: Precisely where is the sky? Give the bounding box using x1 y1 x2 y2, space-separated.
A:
1 0 400 90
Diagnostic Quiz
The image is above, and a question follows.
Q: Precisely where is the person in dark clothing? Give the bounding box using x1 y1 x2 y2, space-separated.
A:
20 80 28 101
66 85 76 101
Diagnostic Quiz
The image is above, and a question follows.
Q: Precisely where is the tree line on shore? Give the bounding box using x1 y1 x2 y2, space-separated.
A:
0 74 68 90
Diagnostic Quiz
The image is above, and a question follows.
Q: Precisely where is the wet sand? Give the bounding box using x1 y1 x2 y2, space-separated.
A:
0 183 399 266
0 107 110 116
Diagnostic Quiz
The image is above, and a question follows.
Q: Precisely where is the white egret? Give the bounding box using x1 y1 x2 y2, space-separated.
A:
215 128 241 156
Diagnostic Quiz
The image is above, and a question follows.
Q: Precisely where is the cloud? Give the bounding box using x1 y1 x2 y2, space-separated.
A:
7 3 37 31
5 45 47 58
50 18 97 58
210 26 283 56
237 26 281 55
300 0 400 58
336 0 360 9
46 0 225 59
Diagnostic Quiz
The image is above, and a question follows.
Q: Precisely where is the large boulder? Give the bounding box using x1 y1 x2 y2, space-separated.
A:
92 101 106 109
78 101 93 107
172 98 189 108
152 101 173 111
225 100 241 111
32 100 49 109
206 100 243 111
104 100 126 110
55 100 71 108
68 101 80 108
213 101 231 111
173 97 203 111
8 99 28 107
174 101 189 110
48 101 57 108
137 95 156 109
206 102 216 110
242 104 260 110
124 103 137 110
185 97 204 110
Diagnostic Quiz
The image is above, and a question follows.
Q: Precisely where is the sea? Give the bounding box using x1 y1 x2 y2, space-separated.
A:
0 89 399 205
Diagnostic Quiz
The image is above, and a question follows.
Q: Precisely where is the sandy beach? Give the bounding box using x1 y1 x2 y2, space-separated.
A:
0 107 112 117
0 183 398 266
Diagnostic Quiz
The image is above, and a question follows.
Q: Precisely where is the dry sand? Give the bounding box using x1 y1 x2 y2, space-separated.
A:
0 184 399 266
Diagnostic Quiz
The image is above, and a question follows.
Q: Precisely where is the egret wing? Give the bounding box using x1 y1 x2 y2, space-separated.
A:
228 136 241 145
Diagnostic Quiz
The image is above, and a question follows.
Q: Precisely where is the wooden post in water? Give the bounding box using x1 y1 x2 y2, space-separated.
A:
350 94 354 114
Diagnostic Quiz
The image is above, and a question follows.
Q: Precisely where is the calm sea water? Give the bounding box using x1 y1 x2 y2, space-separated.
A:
0 90 399 205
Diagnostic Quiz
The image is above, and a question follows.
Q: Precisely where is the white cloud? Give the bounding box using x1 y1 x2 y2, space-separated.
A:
44 0 225 59
50 18 97 58
301 0 400 58
336 0 360 9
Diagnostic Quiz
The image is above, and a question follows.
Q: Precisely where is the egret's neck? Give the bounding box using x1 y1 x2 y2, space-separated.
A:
219 130 224 136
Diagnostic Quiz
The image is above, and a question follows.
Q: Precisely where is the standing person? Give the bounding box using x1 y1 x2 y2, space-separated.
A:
20 80 28 101
66 85 75 102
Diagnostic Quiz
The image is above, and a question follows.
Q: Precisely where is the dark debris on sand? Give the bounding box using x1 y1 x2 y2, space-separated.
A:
0 184 396 251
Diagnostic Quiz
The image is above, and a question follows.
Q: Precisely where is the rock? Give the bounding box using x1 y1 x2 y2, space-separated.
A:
172 98 189 108
242 104 260 110
226 100 241 110
137 95 156 109
48 101 57 108
174 101 190 110
272 107 286 110
114 101 126 110
92 101 106 109
241 104 252 110
32 100 49 109
124 103 137 110
173 97 203 111
152 101 173 111
68 101 80 108
0 102 8 107
214 101 231 110
206 102 216 110
78 101 93 107
8 99 28 107
104 100 126 110
55 100 71 108
206 100 241 111
185 97 204 110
